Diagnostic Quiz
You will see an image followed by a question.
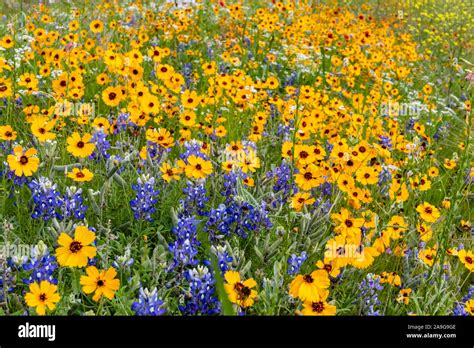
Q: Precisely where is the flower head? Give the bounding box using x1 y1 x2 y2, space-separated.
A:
80 266 120 302
55 226 96 267
224 270 257 308
7 145 40 177
24 280 61 315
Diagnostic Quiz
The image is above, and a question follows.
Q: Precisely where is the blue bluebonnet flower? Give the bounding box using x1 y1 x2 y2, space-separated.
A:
206 45 213 58
205 200 272 240
317 182 333 197
179 265 221 315
265 160 294 207
180 140 210 161
89 130 111 161
0 261 14 301
28 177 63 221
183 62 193 88
284 71 298 87
358 274 384 316
180 181 209 217
453 286 474 316
113 112 132 134
406 117 415 132
287 251 308 275
18 245 58 285
143 142 171 164
378 135 392 150
210 244 233 274
112 247 135 270
130 175 160 222
168 216 201 270
62 187 88 220
132 287 166 316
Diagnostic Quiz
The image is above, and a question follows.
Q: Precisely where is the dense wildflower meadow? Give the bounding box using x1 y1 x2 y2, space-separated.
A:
0 0 472 317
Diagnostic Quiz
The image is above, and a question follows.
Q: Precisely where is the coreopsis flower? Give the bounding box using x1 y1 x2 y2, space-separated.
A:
444 158 457 169
101 86 123 107
0 77 13 98
238 151 261 173
31 117 56 142
465 299 474 315
290 270 330 302
419 247 437 267
7 145 40 177
301 291 336 316
295 164 322 190
0 125 17 140
24 280 61 315
67 132 96 157
185 155 213 179
290 192 315 211
224 271 257 308
67 168 94 182
316 259 341 278
458 250 474 272
90 19 104 33
397 288 412 305
181 90 201 109
55 226 97 267
160 163 180 182
416 202 441 223
356 166 379 185
80 266 120 302
417 222 433 242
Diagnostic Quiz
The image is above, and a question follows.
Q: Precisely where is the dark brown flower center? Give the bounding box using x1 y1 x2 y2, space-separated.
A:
77 141 85 148
303 274 313 283
69 241 83 253
20 155 29 164
311 301 324 313
39 293 47 302
234 282 251 300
